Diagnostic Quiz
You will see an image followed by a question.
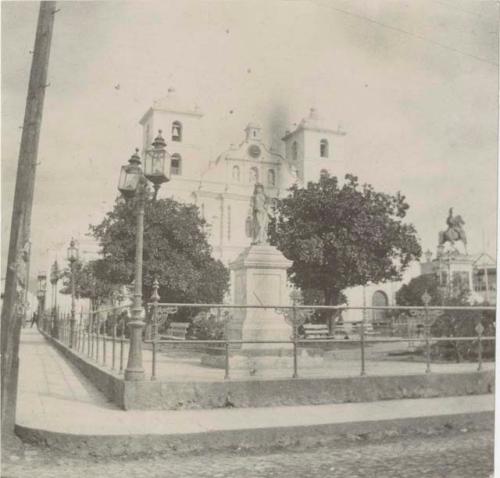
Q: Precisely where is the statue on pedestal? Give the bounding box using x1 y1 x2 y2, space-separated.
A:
248 183 271 245
438 208 468 254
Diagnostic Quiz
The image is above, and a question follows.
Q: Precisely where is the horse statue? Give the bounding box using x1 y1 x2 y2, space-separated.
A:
438 208 467 254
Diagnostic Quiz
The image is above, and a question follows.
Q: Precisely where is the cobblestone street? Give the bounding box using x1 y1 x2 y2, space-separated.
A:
3 429 493 478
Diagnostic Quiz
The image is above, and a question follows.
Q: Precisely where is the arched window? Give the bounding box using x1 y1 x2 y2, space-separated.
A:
267 169 276 187
371 290 388 323
292 141 298 161
320 139 329 158
170 153 182 175
249 167 259 183
232 165 240 181
171 121 182 142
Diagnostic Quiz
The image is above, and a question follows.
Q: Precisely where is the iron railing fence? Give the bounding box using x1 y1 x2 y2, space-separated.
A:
40 301 496 382
144 302 496 381
40 304 131 374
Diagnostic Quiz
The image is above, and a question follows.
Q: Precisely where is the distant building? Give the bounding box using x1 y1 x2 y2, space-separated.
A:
421 250 496 305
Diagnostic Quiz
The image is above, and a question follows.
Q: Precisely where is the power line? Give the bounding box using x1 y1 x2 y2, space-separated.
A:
315 1 498 67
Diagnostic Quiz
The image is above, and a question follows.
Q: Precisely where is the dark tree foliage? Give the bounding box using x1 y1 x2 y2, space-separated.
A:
269 173 422 305
396 273 495 362
60 259 115 307
396 274 443 306
89 195 229 306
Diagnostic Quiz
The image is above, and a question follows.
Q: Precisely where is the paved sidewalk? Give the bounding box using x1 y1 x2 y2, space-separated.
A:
16 328 494 436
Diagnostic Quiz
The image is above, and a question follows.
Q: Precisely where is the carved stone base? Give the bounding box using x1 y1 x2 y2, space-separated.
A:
201 348 326 372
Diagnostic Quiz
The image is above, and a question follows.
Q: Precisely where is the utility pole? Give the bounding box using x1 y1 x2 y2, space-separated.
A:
1 1 56 440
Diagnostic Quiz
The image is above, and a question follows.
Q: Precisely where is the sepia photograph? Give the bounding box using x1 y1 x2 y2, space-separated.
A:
1 1 498 476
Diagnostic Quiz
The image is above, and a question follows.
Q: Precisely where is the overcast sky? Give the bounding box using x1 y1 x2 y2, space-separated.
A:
2 0 498 283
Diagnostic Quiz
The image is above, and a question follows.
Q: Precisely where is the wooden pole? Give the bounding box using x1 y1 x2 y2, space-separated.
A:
1 1 56 440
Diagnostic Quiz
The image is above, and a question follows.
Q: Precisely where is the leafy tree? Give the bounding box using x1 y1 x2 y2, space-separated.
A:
269 173 422 306
60 259 117 310
395 274 495 362
89 195 229 308
396 274 443 306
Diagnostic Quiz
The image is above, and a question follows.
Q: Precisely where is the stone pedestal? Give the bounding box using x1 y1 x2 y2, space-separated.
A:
202 245 295 370
229 245 293 347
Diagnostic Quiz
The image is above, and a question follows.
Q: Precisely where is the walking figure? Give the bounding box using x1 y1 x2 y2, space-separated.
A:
30 311 39 328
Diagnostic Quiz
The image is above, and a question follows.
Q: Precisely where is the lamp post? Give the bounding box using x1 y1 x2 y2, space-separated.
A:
117 131 169 381
36 271 47 329
67 238 79 348
50 260 60 336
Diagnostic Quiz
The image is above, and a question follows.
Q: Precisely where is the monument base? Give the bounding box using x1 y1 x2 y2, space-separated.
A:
201 348 327 371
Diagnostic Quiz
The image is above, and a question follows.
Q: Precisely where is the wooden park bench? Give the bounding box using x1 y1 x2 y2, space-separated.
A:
161 322 190 341
302 324 330 340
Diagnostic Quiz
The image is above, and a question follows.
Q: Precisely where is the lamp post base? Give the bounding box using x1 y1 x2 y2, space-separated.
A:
125 319 145 381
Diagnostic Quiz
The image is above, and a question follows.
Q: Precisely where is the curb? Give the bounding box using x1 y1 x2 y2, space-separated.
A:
15 411 493 458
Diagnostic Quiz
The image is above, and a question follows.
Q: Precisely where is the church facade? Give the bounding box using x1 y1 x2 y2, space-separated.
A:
139 93 347 265
139 93 403 317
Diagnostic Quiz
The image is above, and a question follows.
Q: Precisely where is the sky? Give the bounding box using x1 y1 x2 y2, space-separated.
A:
1 0 498 288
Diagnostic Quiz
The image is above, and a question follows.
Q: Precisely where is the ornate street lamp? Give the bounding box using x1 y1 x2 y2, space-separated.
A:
143 131 169 200
117 130 169 381
424 249 433 263
37 271 47 329
50 260 61 312
67 238 79 348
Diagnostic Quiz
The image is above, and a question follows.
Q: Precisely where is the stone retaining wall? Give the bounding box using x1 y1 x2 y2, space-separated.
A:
41 331 494 411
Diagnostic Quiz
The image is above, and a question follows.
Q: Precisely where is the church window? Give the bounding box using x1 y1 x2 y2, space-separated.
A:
249 167 259 183
371 290 388 323
227 205 231 241
232 165 240 181
170 153 182 175
320 139 329 158
292 141 298 161
172 121 182 142
268 169 276 187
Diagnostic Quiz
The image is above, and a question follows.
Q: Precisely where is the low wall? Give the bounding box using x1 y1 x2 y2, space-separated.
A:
40 331 125 409
40 331 494 411
123 370 494 410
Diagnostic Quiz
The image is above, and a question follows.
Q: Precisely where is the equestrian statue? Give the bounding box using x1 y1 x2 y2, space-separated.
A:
438 208 467 254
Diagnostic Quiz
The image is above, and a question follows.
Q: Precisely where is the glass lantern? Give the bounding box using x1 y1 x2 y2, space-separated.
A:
67 239 79 263
50 260 60 285
37 271 47 292
118 149 142 198
144 130 169 186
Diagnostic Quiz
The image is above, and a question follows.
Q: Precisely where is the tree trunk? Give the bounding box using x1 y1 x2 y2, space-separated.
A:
324 289 341 336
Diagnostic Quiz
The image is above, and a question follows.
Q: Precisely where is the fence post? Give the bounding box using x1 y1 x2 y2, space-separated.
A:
103 319 107 366
152 340 157 381
96 317 100 363
224 339 230 380
292 301 298 379
112 323 117 370
360 317 366 376
88 312 93 358
119 321 125 374
422 292 431 374
476 322 484 372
